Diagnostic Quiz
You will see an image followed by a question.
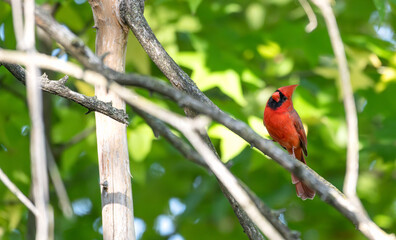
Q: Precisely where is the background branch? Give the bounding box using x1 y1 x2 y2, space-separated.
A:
12 0 52 238
311 0 360 205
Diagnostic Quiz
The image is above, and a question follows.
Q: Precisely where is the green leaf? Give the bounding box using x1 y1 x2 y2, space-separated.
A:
176 52 247 106
187 0 202 14
207 70 247 106
209 124 248 162
248 116 268 138
128 123 154 162
241 69 264 88
245 3 266 30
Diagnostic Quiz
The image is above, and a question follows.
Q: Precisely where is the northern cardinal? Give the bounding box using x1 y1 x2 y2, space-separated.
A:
263 85 315 200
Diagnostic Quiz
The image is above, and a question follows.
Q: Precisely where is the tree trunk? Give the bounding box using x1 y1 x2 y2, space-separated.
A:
88 0 135 239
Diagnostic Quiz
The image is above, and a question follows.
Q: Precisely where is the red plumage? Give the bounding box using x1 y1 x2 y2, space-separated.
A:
263 85 315 200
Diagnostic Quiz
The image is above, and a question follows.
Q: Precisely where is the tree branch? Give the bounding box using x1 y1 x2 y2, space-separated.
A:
1 62 129 125
12 0 52 238
45 140 73 218
310 0 360 204
0 168 40 216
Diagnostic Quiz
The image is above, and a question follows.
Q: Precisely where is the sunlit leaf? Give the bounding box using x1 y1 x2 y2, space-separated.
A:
74 80 95 97
241 69 264 87
374 214 393 228
187 0 202 14
245 3 266 30
248 116 268 138
257 42 281 59
209 124 248 163
128 123 154 162
207 70 247 106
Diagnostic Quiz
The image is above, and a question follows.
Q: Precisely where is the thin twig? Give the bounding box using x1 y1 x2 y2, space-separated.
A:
46 141 73 218
17 0 52 238
137 109 299 240
53 127 96 154
0 168 40 216
10 0 24 49
298 0 317 32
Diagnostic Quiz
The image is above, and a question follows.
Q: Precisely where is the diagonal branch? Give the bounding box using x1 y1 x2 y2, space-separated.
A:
0 168 40 216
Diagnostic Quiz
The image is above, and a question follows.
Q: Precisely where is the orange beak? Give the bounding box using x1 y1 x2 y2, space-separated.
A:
277 84 298 98
272 91 280 102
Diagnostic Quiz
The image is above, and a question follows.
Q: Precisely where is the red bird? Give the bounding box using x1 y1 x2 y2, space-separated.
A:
263 85 315 200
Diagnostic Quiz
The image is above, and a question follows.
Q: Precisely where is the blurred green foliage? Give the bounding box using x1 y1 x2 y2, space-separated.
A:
1 0 396 239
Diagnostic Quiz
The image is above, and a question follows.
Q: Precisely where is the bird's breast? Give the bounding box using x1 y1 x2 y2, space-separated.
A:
264 109 300 150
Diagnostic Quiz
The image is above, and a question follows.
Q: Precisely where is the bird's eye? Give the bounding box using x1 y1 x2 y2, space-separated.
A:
282 96 287 101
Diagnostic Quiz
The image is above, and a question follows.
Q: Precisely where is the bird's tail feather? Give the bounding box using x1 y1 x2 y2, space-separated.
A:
292 174 315 200
291 150 315 200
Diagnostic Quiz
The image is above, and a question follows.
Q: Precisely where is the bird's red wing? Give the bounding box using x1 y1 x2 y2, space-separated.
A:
291 110 308 157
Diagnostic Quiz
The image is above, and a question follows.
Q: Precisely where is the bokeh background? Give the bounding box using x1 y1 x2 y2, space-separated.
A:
0 0 396 239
